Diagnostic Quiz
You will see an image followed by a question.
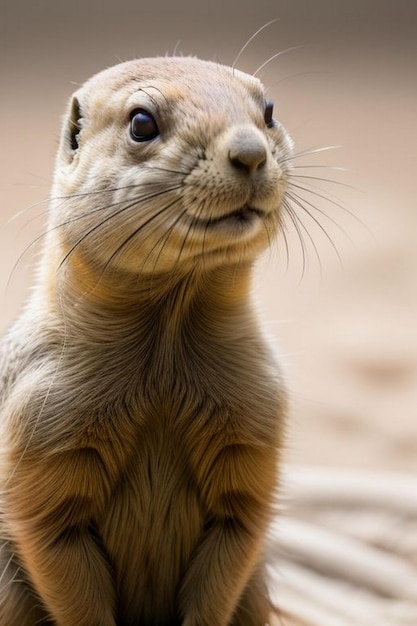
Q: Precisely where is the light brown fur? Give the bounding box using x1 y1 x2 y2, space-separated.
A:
0 57 291 624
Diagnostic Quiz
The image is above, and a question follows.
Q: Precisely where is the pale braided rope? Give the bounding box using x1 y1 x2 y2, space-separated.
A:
266 466 417 626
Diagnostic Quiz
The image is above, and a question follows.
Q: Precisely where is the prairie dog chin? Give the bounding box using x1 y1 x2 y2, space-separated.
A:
0 56 291 625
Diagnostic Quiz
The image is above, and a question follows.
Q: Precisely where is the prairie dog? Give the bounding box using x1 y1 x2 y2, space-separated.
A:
0 57 291 625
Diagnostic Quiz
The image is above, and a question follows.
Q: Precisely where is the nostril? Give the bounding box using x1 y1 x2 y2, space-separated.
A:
229 151 267 172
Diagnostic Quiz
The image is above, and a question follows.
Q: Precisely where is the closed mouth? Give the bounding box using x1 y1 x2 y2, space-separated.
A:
194 205 264 227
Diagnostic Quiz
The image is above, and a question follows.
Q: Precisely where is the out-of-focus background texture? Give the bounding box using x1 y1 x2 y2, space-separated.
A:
2 0 416 472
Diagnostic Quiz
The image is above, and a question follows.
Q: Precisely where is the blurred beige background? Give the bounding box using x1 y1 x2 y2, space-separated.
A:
2 0 416 472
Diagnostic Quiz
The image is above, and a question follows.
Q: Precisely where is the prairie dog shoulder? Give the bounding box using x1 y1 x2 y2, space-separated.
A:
0 56 291 626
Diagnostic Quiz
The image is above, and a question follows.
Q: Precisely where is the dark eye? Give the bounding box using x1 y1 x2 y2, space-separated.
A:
129 109 159 142
264 100 276 128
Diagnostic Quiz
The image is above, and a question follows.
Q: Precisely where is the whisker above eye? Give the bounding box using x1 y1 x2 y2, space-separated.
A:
253 46 303 78
231 18 280 73
265 70 331 94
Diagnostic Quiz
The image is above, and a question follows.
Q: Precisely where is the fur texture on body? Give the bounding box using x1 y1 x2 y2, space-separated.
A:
0 57 292 625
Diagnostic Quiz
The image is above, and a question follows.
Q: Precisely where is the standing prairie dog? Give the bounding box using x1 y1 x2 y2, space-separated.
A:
0 56 291 625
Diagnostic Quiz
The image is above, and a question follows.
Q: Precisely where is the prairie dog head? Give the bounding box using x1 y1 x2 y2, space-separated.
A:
51 57 292 276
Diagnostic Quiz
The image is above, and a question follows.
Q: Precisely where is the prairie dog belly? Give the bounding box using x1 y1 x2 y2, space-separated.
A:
101 413 203 624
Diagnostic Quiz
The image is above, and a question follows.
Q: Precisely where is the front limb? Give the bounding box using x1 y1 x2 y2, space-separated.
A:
180 443 277 626
4 449 116 626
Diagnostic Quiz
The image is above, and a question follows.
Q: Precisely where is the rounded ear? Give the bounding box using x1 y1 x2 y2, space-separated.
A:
61 95 82 162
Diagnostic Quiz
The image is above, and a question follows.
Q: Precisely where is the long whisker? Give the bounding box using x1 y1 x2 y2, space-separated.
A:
174 214 199 272
283 198 323 278
8 200 128 288
277 213 290 272
288 181 371 233
8 178 180 224
172 40 181 56
10 167 186 224
9 197 52 223
153 208 189 273
142 164 189 177
287 186 354 242
6 186 184 294
291 165 347 172
286 191 343 268
261 213 274 263
11 188 174 280
193 198 217 271
282 145 343 163
6 315 68 486
0 553 14 585
200 201 211 271
232 18 280 73
253 46 302 77
104 196 184 274
265 70 331 94
292 184 356 215
8 184 142 223
57 185 184 272
290 173 359 191
282 199 307 280
139 203 187 276
289 178 349 207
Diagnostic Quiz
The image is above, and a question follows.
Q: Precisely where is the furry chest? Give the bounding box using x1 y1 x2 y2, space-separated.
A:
98 418 204 623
